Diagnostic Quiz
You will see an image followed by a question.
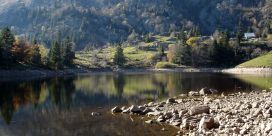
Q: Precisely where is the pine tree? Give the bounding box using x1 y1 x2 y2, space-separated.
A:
63 37 75 66
236 20 243 46
113 45 126 67
0 27 15 62
48 41 62 69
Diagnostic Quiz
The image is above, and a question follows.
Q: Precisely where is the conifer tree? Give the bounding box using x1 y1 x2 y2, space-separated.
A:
0 27 15 62
62 37 75 66
48 41 62 69
113 45 126 67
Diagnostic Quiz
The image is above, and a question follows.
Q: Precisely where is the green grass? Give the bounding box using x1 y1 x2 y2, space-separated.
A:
155 62 179 69
75 46 158 68
237 52 272 68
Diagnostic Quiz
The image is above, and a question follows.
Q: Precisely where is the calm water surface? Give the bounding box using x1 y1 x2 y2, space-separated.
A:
0 72 271 136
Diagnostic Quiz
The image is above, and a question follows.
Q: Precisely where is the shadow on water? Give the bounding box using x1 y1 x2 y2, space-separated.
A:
0 72 271 135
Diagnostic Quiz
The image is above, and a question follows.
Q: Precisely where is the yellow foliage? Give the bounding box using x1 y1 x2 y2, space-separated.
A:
186 37 200 46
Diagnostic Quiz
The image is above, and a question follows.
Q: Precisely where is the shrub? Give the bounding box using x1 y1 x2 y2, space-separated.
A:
155 62 178 69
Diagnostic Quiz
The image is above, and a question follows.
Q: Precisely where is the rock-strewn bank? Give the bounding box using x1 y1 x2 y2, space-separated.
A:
112 89 272 135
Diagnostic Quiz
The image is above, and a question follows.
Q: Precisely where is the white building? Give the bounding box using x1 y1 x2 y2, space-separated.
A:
244 33 256 40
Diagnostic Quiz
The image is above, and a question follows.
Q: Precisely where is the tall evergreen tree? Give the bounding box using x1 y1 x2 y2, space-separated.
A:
0 27 15 63
236 20 243 46
113 45 126 67
48 41 62 69
62 37 75 66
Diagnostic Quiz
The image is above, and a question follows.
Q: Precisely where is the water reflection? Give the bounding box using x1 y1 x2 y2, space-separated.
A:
0 72 271 135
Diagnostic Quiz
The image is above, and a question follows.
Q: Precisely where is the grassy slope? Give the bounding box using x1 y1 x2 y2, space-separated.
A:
237 52 272 68
74 35 177 68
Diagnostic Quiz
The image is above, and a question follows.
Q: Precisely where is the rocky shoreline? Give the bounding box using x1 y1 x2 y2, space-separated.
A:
111 88 272 135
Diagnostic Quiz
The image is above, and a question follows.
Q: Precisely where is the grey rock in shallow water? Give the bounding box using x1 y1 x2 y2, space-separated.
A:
111 106 122 113
145 120 153 124
129 105 143 113
91 112 101 116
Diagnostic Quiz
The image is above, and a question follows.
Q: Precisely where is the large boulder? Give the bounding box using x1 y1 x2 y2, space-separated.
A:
189 105 210 115
198 116 219 132
129 105 143 113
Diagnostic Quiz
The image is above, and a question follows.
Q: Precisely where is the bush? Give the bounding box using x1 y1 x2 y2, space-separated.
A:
155 62 178 69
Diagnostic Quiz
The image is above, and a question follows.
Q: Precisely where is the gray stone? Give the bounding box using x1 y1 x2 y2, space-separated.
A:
252 102 260 108
189 105 210 115
91 112 101 116
111 106 122 113
157 115 165 122
199 88 212 95
166 98 176 104
198 116 218 132
265 123 272 133
145 120 153 124
129 105 143 113
188 91 199 96
147 111 161 116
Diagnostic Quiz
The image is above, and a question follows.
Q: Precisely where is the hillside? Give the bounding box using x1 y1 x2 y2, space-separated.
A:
0 0 271 49
238 52 272 68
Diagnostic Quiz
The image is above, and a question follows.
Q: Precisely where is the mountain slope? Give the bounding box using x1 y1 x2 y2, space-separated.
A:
0 0 270 49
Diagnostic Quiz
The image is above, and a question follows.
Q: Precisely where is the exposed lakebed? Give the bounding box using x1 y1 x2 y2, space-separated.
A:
0 72 271 136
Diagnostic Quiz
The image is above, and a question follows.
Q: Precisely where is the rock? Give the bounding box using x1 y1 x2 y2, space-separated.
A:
203 97 212 104
163 112 173 119
122 108 130 113
199 88 212 95
142 108 153 114
145 120 153 124
91 112 101 116
179 110 188 117
198 116 218 132
252 108 262 117
189 105 210 115
188 91 199 96
121 106 127 111
147 102 154 107
176 99 183 103
236 118 245 123
170 121 181 126
171 109 178 114
252 102 260 108
240 129 247 135
166 98 176 104
180 118 189 129
111 106 122 113
265 123 272 133
129 105 143 113
233 127 241 134
147 111 161 116
157 115 165 122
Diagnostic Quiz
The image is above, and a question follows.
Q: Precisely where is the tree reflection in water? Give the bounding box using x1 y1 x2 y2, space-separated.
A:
0 72 269 126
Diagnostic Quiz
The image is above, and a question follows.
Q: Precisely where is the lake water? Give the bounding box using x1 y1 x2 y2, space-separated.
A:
0 72 271 136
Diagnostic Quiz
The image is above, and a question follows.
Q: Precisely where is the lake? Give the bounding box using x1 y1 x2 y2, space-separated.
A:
0 72 271 136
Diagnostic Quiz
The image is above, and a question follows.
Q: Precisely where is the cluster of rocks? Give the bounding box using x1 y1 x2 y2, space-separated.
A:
111 88 272 135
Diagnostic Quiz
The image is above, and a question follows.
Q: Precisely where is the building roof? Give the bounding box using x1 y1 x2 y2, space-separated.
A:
244 33 256 38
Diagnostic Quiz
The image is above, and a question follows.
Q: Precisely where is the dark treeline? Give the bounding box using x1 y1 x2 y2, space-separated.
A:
167 28 272 68
0 27 75 70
